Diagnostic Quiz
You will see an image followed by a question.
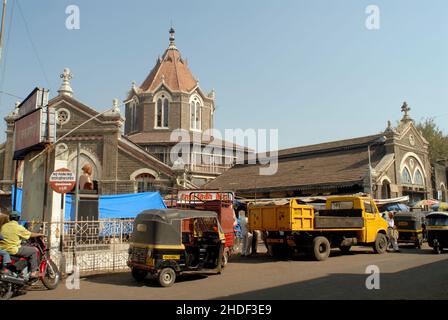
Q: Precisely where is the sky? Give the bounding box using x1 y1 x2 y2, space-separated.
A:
0 0 447 151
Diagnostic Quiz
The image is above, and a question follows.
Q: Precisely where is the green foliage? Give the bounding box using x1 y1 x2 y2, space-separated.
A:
416 118 448 162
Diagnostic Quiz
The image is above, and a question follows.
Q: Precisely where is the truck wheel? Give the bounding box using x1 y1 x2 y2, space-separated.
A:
312 236 330 261
373 233 387 254
132 268 148 282
339 245 351 254
158 268 176 287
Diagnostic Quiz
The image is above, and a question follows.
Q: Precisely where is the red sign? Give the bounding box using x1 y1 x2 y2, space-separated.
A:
17 87 49 118
14 109 42 153
177 190 234 203
49 168 76 194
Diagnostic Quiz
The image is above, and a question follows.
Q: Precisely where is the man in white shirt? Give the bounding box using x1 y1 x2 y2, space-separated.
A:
386 211 400 252
239 211 253 257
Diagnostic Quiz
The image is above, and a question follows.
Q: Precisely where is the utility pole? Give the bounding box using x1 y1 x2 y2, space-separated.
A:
74 141 80 220
0 0 7 62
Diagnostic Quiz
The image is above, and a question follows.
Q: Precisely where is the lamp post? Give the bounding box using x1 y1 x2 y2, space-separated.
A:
368 136 387 198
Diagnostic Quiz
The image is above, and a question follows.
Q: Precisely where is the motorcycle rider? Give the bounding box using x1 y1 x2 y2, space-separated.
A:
0 211 44 278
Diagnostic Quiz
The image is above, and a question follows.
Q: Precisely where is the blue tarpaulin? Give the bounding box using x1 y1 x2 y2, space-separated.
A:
97 192 166 219
382 203 410 212
11 187 23 214
13 187 166 220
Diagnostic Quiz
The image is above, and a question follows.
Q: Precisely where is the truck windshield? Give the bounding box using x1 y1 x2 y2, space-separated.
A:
331 201 354 210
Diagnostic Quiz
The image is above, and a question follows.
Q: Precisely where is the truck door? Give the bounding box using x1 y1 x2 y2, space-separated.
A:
363 200 377 243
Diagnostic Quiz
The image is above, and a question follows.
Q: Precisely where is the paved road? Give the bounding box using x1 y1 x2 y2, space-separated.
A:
15 244 448 300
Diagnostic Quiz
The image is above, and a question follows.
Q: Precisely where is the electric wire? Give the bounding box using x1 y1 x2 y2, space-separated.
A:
16 0 52 91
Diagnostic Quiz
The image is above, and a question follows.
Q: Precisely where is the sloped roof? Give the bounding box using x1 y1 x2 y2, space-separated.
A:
275 134 385 158
140 47 197 93
127 131 250 151
205 134 388 192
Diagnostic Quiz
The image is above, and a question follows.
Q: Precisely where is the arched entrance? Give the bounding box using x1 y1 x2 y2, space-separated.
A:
381 180 391 199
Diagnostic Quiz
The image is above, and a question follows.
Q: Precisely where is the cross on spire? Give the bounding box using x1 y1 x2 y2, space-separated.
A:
58 68 74 97
400 101 413 123
168 26 177 50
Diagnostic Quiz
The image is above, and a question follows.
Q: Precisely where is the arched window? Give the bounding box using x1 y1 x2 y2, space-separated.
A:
414 169 424 186
156 95 169 128
401 168 412 184
136 173 155 193
190 96 201 131
128 101 138 133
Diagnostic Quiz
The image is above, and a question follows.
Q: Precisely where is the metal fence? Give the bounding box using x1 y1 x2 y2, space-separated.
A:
36 218 134 275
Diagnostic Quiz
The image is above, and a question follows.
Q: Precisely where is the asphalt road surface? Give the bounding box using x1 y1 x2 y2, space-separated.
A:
15 244 448 300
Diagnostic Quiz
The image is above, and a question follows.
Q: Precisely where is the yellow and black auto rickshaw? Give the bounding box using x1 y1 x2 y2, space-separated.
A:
394 211 426 249
127 209 226 287
426 212 448 254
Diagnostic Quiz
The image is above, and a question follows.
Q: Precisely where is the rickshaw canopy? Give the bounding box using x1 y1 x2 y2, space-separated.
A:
131 209 222 246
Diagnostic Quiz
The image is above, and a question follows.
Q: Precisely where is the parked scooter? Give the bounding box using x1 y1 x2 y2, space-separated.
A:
0 236 60 300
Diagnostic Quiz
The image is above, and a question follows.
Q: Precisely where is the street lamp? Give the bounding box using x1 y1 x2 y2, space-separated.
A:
368 136 387 198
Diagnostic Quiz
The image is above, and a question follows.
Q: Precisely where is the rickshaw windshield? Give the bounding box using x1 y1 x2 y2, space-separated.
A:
427 216 448 227
132 219 182 246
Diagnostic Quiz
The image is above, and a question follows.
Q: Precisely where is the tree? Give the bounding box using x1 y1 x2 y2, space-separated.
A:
416 118 448 163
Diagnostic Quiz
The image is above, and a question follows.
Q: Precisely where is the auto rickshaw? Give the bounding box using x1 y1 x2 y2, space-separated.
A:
394 211 426 248
127 209 226 287
426 212 448 254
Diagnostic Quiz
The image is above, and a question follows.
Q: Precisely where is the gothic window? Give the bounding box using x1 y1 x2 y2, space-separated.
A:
128 101 137 133
401 167 412 185
190 97 201 131
156 95 169 128
414 169 424 186
136 173 155 193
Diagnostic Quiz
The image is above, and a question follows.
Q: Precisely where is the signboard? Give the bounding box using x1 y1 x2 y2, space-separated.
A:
49 168 76 193
177 190 234 203
17 87 49 118
13 107 56 160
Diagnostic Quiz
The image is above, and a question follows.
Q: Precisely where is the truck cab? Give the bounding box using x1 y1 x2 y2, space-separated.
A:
325 196 388 244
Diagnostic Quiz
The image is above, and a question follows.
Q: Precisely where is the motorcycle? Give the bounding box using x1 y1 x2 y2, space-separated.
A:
0 236 60 300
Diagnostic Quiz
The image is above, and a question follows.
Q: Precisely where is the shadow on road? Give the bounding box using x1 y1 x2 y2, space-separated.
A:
213 258 448 300
83 271 210 288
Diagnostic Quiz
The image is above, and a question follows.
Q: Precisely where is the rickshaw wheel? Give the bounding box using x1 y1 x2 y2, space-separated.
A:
132 268 148 282
158 268 176 287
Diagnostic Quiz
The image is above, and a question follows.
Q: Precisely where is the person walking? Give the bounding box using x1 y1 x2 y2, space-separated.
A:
239 211 253 257
386 211 400 252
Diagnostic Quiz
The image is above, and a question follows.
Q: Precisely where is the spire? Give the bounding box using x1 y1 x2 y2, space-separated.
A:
58 68 74 97
400 101 413 123
168 26 177 50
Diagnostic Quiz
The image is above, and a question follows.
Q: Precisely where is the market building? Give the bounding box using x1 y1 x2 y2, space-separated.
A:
0 28 249 197
206 103 447 203
124 28 248 187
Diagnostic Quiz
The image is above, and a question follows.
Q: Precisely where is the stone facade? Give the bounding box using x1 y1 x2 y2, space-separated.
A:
124 28 249 187
0 71 175 197
206 103 441 203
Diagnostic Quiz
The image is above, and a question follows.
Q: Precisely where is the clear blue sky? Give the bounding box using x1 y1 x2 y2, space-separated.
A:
0 0 447 149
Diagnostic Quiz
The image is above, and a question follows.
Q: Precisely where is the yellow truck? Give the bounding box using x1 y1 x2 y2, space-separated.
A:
248 196 388 261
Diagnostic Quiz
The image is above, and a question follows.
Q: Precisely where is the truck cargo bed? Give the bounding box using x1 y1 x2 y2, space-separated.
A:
314 216 364 229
